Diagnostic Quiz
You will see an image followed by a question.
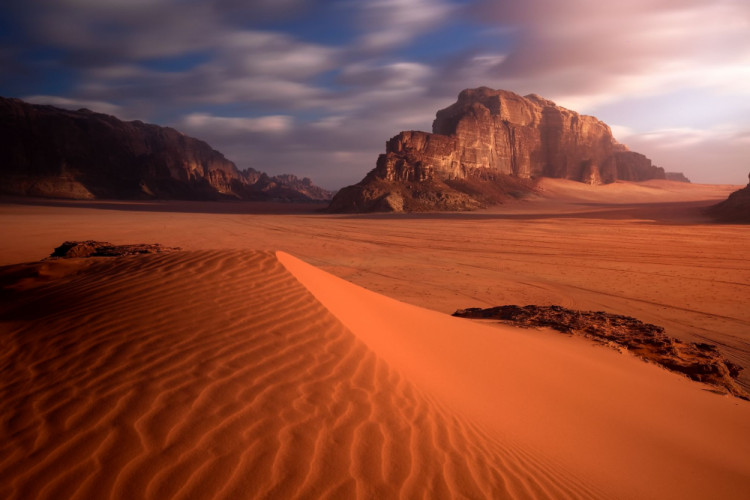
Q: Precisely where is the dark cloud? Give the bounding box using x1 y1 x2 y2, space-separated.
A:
211 0 313 24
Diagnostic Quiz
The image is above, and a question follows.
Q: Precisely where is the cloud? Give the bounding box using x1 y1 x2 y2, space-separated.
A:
211 0 312 24
12 0 316 61
21 95 123 116
181 113 294 136
27 2 219 61
329 59 440 123
356 0 456 50
48 29 337 110
217 31 339 80
609 125 636 144
198 76 329 107
339 61 433 89
611 123 750 184
623 126 743 149
470 0 750 109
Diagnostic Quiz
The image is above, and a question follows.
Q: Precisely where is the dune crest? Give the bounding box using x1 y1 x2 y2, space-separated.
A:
278 251 750 500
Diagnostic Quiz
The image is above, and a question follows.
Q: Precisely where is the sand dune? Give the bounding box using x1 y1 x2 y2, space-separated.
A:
2 188 748 394
2 249 748 499
279 251 750 500
2 184 749 498
1 250 601 499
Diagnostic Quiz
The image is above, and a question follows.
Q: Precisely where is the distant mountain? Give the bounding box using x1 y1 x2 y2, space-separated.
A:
707 173 750 223
0 97 332 202
665 172 691 183
329 87 680 212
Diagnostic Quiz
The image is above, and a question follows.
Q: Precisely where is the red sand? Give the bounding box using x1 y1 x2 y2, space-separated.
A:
1 180 749 498
280 251 750 500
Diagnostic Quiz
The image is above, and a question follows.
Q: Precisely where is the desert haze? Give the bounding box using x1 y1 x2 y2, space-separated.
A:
1 179 749 499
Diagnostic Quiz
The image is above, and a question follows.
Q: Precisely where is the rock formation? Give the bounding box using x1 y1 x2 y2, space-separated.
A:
453 304 747 399
48 241 180 259
0 97 332 202
665 172 691 183
707 172 750 223
329 87 667 212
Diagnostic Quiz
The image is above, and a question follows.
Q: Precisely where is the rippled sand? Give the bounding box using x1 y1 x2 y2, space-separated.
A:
1 180 749 498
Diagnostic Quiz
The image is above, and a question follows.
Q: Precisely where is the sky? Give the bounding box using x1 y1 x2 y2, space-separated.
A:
1 0 748 189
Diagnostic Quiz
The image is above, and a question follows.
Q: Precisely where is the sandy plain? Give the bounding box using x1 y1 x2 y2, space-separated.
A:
1 179 749 499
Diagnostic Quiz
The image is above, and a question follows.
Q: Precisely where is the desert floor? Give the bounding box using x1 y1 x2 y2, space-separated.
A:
1 179 749 498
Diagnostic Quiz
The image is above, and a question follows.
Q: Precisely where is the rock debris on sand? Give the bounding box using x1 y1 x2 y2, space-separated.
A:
454 304 747 399
47 240 181 259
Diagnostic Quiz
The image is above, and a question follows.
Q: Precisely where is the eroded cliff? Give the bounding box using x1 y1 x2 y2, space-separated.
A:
0 97 332 201
330 88 666 212
707 172 750 223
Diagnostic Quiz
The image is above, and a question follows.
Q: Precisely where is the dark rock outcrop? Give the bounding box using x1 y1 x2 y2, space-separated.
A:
453 304 747 399
48 241 181 259
247 173 334 202
665 172 691 183
329 87 665 212
706 172 750 223
0 97 332 202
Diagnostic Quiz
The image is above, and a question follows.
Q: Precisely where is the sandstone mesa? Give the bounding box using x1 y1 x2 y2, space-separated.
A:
329 87 687 212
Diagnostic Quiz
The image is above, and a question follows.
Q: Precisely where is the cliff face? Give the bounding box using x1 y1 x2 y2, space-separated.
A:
707 173 750 223
329 88 666 212
0 97 332 201
428 88 664 183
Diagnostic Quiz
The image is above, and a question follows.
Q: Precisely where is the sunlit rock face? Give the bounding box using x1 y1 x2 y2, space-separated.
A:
329 88 666 212
0 97 332 201
415 87 663 183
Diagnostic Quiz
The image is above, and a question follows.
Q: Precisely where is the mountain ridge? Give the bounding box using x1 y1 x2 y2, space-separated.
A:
0 97 332 202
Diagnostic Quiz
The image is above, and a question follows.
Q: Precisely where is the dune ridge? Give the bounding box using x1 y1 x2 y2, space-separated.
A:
0 250 602 499
278 251 750 500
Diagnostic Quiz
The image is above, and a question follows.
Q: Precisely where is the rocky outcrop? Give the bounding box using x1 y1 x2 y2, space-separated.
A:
453 304 747 400
248 173 334 202
706 172 750 223
0 97 332 202
666 172 691 183
329 87 665 212
48 241 180 259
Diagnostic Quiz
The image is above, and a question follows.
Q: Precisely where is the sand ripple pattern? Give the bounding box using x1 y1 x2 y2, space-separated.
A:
1 251 595 499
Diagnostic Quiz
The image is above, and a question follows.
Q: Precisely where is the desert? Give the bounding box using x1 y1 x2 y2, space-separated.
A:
2 177 750 499
3 1 750 497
